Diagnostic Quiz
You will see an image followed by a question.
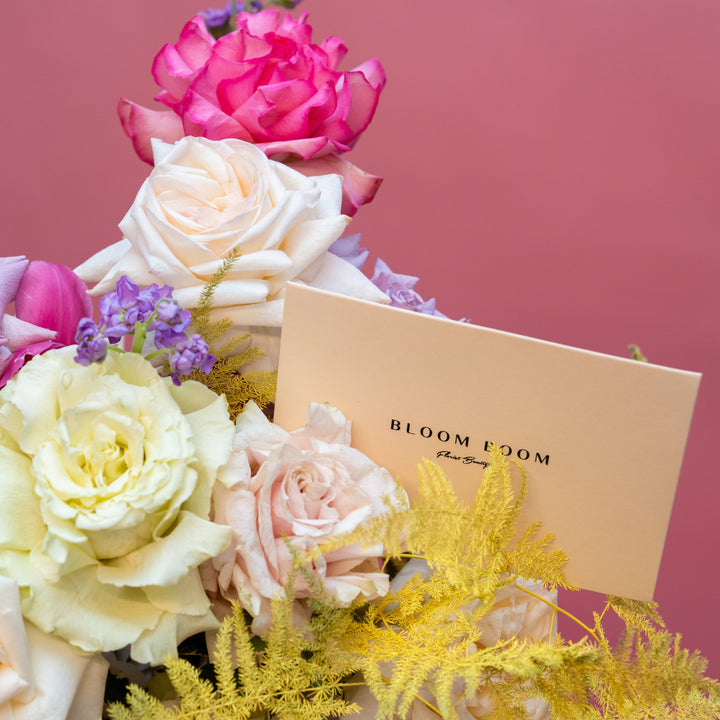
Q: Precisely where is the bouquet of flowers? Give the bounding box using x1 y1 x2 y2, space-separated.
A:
0 2 718 719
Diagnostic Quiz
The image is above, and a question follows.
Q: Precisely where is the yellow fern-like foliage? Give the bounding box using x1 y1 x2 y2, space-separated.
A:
182 251 276 419
106 447 720 720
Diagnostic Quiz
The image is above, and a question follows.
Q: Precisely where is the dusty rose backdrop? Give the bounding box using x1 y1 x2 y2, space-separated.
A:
2 0 719 673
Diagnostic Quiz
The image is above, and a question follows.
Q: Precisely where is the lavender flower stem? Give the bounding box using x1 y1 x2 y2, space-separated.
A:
131 323 148 354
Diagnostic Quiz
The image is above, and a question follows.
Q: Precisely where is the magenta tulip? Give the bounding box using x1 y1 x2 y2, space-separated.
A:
0 257 92 388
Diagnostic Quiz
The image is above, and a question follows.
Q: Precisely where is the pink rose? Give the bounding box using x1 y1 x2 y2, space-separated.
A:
119 10 386 214
203 401 407 634
0 257 92 388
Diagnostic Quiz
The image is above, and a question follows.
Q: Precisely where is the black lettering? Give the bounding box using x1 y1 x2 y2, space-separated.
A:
500 444 512 456
438 430 450 442
517 448 530 460
405 423 415 435
390 419 400 431
455 434 469 447
420 426 432 438
535 452 550 465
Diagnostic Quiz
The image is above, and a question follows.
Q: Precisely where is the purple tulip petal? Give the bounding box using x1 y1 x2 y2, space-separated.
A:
0 256 29 316
0 314 56 351
15 261 93 346
0 344 11 378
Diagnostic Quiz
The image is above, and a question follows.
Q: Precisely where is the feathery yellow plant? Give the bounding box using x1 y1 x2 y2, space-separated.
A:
182 251 276 418
106 447 720 720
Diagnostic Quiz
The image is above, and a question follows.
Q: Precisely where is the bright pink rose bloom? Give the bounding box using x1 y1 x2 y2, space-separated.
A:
0 257 92 388
202 401 407 635
118 10 386 214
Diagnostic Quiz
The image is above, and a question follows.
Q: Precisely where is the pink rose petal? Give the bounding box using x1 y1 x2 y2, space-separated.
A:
118 99 185 165
288 153 382 216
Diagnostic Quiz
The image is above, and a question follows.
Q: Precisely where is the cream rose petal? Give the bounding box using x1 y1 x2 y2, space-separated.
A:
96 511 231 588
130 609 220 667
0 577 33 705
0 602 109 720
19 564 163 654
0 448 45 552
11 624 108 720
73 238 131 285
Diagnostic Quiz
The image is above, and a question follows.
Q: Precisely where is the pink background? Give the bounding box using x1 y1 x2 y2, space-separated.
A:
2 0 719 673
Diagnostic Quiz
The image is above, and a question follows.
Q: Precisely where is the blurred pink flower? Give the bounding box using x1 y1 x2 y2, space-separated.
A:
0 257 92 388
118 10 385 214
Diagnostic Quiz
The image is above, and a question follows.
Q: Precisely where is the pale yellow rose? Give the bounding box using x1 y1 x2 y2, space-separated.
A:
0 347 235 665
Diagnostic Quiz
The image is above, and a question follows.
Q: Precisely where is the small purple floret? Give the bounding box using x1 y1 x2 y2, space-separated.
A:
74 318 108 365
152 298 192 349
371 258 448 318
201 1 246 28
168 335 215 385
138 284 173 324
328 234 369 271
99 276 143 341
202 6 232 27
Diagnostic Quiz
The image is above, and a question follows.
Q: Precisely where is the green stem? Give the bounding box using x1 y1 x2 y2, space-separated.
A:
131 323 148 354
145 349 171 361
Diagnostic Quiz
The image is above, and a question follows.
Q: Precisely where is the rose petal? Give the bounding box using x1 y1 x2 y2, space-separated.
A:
304 253 390 305
288 153 382 215
96 512 231 588
73 239 132 285
118 99 185 165
11 624 108 720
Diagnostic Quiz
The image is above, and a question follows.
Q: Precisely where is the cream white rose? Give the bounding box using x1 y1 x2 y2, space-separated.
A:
202 401 407 635
0 576 108 720
0 346 235 665
75 137 388 364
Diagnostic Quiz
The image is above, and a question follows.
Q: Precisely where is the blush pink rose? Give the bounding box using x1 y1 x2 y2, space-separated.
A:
119 10 386 214
203 401 407 635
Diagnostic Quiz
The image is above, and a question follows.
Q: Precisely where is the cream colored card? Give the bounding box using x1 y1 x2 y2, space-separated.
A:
274 284 701 601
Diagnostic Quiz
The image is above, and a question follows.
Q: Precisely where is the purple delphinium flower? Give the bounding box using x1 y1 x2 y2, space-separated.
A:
202 0 298 29
168 335 215 386
99 276 144 342
328 234 369 272
201 4 234 27
74 318 108 365
138 283 173 323
73 276 217 382
371 258 448 318
152 298 192 350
